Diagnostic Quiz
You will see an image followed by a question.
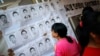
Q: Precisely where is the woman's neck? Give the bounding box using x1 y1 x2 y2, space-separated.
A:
88 40 100 48
57 37 61 40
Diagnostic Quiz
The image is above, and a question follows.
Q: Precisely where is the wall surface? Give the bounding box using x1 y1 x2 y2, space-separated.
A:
0 0 100 56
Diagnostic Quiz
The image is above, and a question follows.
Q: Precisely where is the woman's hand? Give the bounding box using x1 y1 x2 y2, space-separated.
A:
8 49 15 56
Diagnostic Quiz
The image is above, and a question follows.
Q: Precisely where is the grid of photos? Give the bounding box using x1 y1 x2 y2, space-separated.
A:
1 0 99 56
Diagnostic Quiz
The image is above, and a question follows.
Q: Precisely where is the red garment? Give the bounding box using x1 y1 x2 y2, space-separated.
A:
55 37 81 56
83 47 100 56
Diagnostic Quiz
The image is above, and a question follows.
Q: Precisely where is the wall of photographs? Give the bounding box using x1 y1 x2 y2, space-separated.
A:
0 0 100 56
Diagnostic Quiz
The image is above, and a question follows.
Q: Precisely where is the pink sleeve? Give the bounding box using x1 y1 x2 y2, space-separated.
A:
55 44 64 56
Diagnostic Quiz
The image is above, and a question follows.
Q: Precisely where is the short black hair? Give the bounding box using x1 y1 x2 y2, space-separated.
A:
52 23 73 43
23 9 27 13
0 14 6 19
13 11 18 16
31 27 35 30
21 30 27 35
19 53 25 56
9 35 15 38
45 38 50 42
31 7 35 11
52 23 67 37
30 47 35 52
39 6 43 9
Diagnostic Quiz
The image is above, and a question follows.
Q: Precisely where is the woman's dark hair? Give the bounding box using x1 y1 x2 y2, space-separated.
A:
52 23 73 43
76 6 94 47
76 11 100 55
82 6 94 16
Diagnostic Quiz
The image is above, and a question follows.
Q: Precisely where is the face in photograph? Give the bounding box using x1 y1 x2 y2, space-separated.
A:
9 35 16 44
45 38 50 43
39 43 43 47
45 21 49 25
12 11 19 17
45 4 49 10
19 53 25 56
31 7 35 12
21 30 28 39
39 24 43 29
23 9 28 13
45 21 51 28
30 47 36 55
24 15 31 20
51 19 55 24
31 27 37 35
0 14 8 25
39 6 43 11
51 3 55 9
56 16 61 22
45 38 52 49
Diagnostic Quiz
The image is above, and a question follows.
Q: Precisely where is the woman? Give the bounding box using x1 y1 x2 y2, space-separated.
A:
76 12 100 56
51 23 81 56
75 6 94 55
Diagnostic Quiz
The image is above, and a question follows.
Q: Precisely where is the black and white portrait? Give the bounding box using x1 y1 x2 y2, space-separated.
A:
12 11 19 17
39 42 43 47
45 20 51 28
45 38 52 50
45 4 49 10
0 14 8 25
23 9 28 13
21 30 28 39
51 18 55 24
9 35 16 44
31 6 38 17
56 16 62 22
39 6 43 11
24 15 31 19
51 3 55 10
19 53 25 56
31 26 37 35
30 47 37 56
39 24 43 29
45 21 49 25
31 7 35 12
38 23 46 36
45 38 50 43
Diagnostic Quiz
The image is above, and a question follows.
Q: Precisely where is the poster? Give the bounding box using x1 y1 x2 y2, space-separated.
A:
0 10 10 30
2 0 99 56
30 4 39 18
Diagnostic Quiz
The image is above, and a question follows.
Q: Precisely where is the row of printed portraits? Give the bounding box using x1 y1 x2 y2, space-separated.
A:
14 37 54 56
1 1 63 56
1 0 76 55
4 12 62 49
4 15 61 55
0 2 60 29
